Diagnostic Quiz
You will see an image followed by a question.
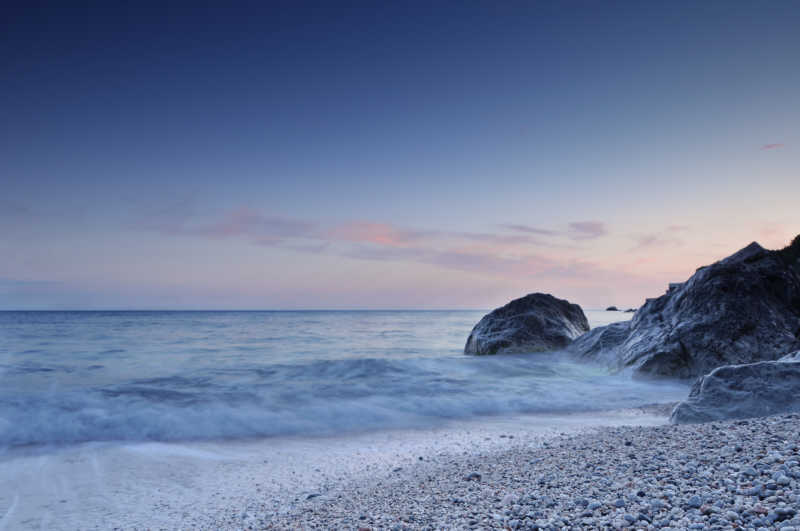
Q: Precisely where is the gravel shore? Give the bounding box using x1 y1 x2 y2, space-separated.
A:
245 413 800 530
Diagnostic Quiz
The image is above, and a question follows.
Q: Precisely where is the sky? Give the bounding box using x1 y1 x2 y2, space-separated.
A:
1 1 798 310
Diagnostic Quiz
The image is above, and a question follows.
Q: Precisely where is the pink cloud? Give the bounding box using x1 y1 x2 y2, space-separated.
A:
142 206 626 286
328 222 432 247
761 143 785 150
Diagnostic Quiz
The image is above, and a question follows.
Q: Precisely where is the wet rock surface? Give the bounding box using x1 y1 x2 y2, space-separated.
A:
672 352 800 424
464 293 589 355
571 236 800 378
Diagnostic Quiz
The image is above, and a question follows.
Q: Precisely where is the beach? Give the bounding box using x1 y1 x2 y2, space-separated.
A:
3 408 799 529
0 408 662 530
256 412 800 530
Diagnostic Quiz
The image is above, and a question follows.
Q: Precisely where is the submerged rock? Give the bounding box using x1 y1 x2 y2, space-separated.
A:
671 354 800 423
570 236 800 378
464 293 589 355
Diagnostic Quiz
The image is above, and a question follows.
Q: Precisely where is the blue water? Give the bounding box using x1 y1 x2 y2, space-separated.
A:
0 310 687 447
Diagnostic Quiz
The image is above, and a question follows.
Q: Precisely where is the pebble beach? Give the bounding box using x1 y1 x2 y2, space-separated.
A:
242 413 800 530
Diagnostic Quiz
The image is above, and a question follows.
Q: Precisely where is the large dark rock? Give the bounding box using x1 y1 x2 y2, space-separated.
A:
670 351 800 423
568 321 630 366
570 236 800 378
464 293 589 355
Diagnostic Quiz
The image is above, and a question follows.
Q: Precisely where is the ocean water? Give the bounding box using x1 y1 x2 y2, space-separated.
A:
0 310 687 448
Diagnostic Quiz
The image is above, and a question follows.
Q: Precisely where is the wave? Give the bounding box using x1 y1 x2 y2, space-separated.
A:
0 354 688 447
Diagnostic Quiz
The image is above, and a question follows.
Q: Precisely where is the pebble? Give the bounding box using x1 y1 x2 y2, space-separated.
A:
687 494 702 508
213 412 800 529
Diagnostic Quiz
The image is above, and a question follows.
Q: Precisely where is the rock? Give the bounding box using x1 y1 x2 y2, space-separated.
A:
464 293 589 355
671 358 800 423
567 321 630 366
606 306 619 311
570 236 800 378
624 308 636 313
687 495 703 508
781 350 800 361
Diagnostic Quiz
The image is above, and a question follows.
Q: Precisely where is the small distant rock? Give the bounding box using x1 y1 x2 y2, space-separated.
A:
464 472 482 481
606 306 619 311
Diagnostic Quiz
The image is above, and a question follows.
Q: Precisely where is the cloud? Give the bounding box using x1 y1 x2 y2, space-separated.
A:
327 222 433 247
499 224 557 236
197 207 316 242
140 206 592 279
341 243 557 276
666 225 689 232
761 143 785 150
631 234 660 249
147 206 317 245
568 221 607 240
455 232 538 246
628 228 686 251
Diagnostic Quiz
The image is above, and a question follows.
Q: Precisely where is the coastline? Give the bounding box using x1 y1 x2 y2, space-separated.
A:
2 408 799 529
0 408 665 530
256 413 800 530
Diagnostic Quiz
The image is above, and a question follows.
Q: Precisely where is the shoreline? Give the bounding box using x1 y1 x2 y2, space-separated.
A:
248 413 800 530
0 408 666 530
3 409 798 530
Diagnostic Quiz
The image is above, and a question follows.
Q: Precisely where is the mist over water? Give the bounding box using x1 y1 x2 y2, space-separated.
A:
0 310 687 447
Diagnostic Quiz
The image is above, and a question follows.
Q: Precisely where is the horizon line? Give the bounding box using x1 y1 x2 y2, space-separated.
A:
0 307 627 312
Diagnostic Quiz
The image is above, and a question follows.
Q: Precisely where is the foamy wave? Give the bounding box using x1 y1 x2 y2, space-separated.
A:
0 355 687 447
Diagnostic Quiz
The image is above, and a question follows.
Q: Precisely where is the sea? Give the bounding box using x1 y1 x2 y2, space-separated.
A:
0 310 689 450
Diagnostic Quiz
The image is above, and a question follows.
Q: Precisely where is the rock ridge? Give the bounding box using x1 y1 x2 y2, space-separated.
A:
570 236 800 378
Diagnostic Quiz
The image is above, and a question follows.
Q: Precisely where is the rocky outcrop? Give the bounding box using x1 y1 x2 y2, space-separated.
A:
670 351 800 423
568 321 630 367
569 236 800 378
464 293 589 355
606 306 619 311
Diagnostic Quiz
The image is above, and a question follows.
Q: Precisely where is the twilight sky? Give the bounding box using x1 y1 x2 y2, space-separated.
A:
1 2 798 310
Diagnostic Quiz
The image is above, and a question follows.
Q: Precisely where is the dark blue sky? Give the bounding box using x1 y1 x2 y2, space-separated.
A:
2 1 798 309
